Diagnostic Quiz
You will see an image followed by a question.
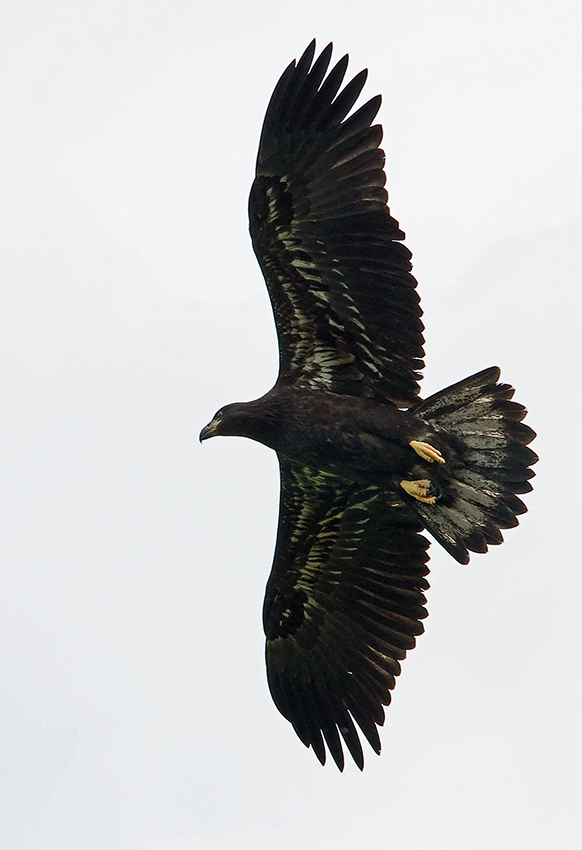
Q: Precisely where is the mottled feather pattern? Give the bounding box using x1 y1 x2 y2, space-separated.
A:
249 40 424 406
413 368 538 563
264 460 430 770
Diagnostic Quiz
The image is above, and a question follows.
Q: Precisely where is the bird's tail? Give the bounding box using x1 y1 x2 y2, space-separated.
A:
412 367 537 564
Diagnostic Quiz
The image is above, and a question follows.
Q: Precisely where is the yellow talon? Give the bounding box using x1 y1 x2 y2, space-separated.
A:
409 440 445 464
400 479 438 505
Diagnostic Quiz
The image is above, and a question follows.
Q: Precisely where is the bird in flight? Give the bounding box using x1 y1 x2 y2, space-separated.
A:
200 40 537 771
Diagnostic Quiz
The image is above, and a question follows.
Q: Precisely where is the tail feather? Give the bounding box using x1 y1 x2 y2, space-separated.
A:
413 367 537 564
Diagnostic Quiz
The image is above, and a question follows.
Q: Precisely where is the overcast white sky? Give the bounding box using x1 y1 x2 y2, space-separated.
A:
1 1 581 847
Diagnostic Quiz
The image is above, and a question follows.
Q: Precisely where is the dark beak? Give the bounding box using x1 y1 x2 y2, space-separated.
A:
199 420 218 442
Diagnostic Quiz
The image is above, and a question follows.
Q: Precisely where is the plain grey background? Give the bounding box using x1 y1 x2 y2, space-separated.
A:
2 1 580 847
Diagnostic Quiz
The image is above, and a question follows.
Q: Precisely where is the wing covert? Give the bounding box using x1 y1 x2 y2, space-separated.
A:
263 459 430 770
249 40 425 406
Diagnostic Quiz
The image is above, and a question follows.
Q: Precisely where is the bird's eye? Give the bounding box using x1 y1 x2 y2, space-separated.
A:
216 410 223 421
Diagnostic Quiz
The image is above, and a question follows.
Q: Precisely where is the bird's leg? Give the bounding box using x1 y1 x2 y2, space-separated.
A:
400 478 439 505
409 440 445 464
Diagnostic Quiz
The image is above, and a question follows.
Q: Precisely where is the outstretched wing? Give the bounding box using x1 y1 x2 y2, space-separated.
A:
249 40 424 407
263 459 430 770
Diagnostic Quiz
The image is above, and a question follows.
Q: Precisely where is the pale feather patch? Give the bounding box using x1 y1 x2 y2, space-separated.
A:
263 176 395 394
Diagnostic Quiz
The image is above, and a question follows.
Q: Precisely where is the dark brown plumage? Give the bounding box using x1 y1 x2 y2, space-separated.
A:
199 41 537 771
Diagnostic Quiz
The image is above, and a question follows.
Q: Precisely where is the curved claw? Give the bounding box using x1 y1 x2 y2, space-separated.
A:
409 440 445 464
400 478 439 505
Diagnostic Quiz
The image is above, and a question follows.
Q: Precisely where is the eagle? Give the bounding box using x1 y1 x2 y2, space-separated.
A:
200 41 537 771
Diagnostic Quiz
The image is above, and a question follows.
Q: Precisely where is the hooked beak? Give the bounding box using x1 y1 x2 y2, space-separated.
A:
199 418 219 442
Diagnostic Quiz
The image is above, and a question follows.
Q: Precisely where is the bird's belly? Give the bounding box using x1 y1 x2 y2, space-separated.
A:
266 389 448 485
275 428 413 486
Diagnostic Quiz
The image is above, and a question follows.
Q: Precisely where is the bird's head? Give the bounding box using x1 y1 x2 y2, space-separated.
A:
199 404 238 441
199 398 281 444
